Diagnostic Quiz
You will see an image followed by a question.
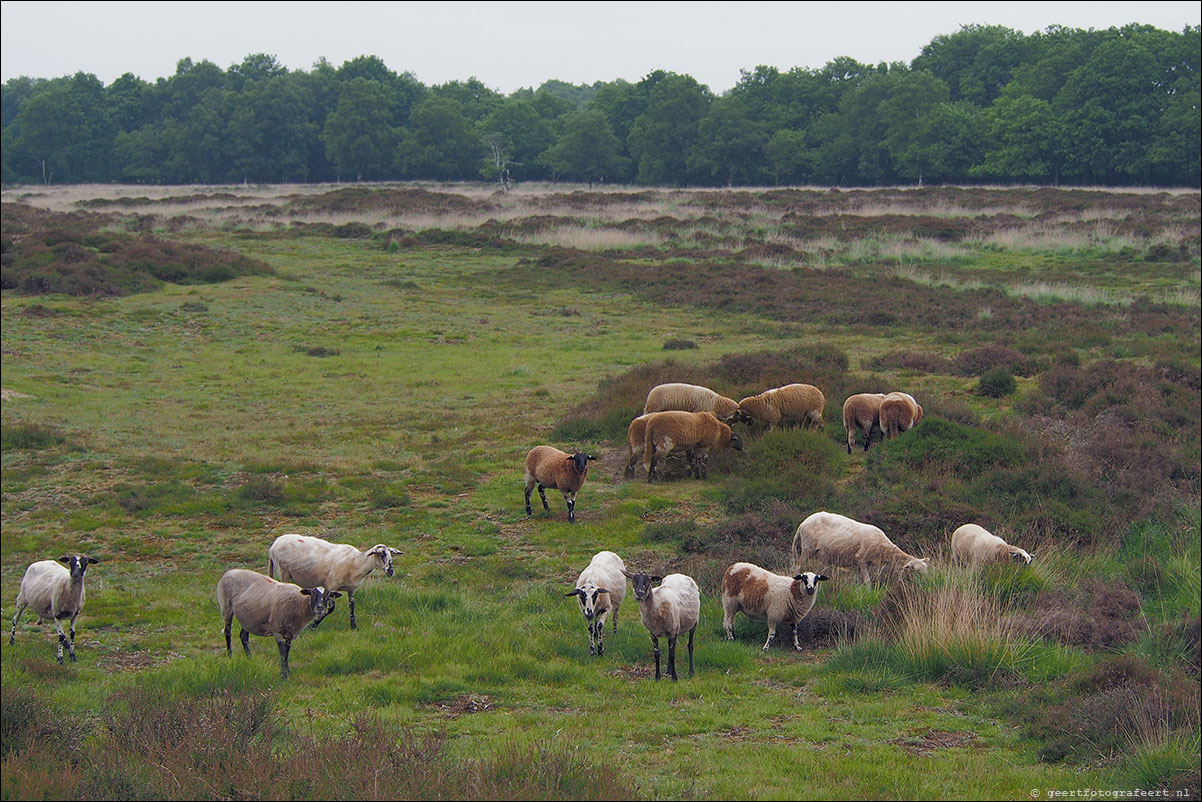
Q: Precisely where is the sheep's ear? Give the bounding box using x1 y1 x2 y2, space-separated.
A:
651 575 664 582
793 574 805 581
58 556 72 564
330 591 342 598
86 556 100 564
300 588 312 596
389 547 402 555
620 568 634 578
565 589 584 598
817 575 829 582
594 587 610 595
588 454 596 461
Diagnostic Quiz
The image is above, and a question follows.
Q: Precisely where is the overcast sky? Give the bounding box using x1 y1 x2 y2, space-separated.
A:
2 1 1199 93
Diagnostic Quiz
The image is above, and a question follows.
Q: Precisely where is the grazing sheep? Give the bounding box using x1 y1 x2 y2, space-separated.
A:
791 511 930 585
268 534 401 630
216 568 340 679
622 568 700 681
624 414 654 479
643 410 743 482
9 555 99 664
721 562 828 652
643 382 747 424
842 393 887 453
565 550 627 656
951 523 1032 566
738 383 826 433
879 392 923 439
524 446 594 523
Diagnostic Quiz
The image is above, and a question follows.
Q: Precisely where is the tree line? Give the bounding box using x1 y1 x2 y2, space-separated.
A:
1 23 1198 188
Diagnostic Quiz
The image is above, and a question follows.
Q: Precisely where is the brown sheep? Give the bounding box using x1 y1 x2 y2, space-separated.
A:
879 392 923 439
643 411 743 482
525 446 594 523
721 562 828 651
842 393 887 453
738 383 826 433
643 382 747 424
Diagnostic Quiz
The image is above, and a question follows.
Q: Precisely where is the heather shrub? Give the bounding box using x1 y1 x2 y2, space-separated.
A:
716 428 841 513
862 349 955 374
978 367 1016 397
953 344 1038 377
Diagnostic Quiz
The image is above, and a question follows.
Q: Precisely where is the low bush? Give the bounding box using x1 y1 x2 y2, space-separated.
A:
977 367 1016 397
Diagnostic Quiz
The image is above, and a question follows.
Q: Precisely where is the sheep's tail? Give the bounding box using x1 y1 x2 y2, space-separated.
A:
267 553 275 579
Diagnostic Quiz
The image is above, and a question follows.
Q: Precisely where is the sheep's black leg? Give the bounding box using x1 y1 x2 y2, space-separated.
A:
348 589 357 630
223 617 233 656
667 635 678 681
566 493 576 523
67 614 78 662
277 638 291 679
10 602 25 645
651 634 661 680
524 485 533 516
55 620 66 664
688 627 695 677
791 621 802 651
588 621 597 655
536 485 549 511
596 618 604 656
240 627 251 655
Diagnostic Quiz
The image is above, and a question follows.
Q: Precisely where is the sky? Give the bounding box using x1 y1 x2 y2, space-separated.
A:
2 1 1199 93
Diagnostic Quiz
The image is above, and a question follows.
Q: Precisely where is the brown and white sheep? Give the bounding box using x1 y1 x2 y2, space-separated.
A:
951 523 1032 566
643 410 743 482
216 568 340 679
9 555 99 664
524 445 594 523
643 382 746 424
622 568 700 681
842 393 887 453
721 562 828 651
879 392 923 439
565 550 627 656
268 534 401 630
738 383 826 433
791 511 930 585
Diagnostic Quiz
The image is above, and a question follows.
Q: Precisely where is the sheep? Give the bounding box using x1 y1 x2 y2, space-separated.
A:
624 414 654 479
879 391 923 439
8 555 99 664
643 410 743 482
565 550 627 656
791 511 930 585
622 568 700 681
951 523 1032 567
737 383 826 433
268 534 401 630
216 568 340 679
524 446 594 523
721 562 828 652
842 393 887 453
643 382 747 424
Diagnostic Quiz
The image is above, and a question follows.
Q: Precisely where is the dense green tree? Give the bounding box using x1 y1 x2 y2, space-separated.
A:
397 96 482 180
686 96 768 186
764 128 811 185
627 72 711 185
894 101 985 184
431 78 503 123
913 25 1032 105
480 99 556 181
539 109 629 184
321 78 398 181
971 94 1062 183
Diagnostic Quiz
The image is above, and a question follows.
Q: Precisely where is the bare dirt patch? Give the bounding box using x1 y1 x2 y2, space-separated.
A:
888 728 980 755
427 694 496 718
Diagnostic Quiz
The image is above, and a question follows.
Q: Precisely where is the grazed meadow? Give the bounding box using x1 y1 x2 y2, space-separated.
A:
1 183 1199 800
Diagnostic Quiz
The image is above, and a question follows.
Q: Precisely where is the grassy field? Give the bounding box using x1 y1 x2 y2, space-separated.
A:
1 183 1199 800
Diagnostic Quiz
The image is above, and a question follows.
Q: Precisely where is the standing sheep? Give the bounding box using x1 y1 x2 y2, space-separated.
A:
951 523 1032 566
738 384 826 433
9 554 99 664
879 392 923 439
565 550 627 656
721 562 828 652
643 382 747 424
791 511 930 585
524 446 594 523
268 534 401 630
622 568 700 681
624 414 654 479
842 393 887 453
643 410 743 482
216 568 340 679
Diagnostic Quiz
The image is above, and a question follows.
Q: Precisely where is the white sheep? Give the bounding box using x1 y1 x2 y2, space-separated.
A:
842 393 887 453
951 523 1032 566
643 410 743 482
721 562 828 652
791 511 930 585
524 446 594 523
268 534 401 630
216 568 340 678
738 383 826 433
8 554 99 664
879 392 923 439
565 550 627 656
643 382 746 424
622 568 700 681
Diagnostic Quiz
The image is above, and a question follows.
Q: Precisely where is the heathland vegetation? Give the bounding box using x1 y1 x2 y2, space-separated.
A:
1 183 1199 799
2 22 1199 188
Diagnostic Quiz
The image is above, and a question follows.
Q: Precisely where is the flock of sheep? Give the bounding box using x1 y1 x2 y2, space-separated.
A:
8 380 1030 681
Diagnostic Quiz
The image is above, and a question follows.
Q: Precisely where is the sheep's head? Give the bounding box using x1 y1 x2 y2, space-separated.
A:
370 545 402 577
621 569 662 601
566 583 611 620
904 557 931 575
729 431 744 451
1010 548 1033 565
57 554 99 580
793 572 829 596
569 452 594 475
302 587 341 628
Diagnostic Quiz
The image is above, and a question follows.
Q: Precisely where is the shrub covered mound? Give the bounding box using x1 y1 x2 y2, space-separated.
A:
0 203 271 296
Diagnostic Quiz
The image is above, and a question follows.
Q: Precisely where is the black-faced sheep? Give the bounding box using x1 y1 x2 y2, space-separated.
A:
524 446 594 523
951 523 1032 566
622 568 700 681
643 410 743 482
721 562 828 652
9 555 99 664
879 392 923 439
791 511 930 585
738 383 826 433
842 393 887 453
643 382 747 424
565 550 627 656
216 568 340 679
268 534 401 630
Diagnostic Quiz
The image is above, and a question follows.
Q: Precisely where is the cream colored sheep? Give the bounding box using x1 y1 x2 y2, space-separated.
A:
643 382 745 423
738 383 826 433
566 550 627 656
879 392 923 439
524 446 594 523
643 410 743 482
9 555 99 664
791 511 930 585
951 523 1032 566
721 562 828 651
842 393 887 453
268 534 401 630
622 568 700 681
